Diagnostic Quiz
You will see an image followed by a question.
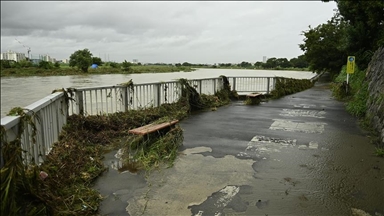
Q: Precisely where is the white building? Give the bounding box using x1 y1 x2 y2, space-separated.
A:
0 50 26 62
263 56 267 63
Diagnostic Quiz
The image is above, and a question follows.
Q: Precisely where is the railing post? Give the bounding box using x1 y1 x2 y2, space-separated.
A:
267 77 270 94
233 77 236 91
199 80 202 94
154 83 161 107
213 79 217 93
75 91 84 115
121 87 128 112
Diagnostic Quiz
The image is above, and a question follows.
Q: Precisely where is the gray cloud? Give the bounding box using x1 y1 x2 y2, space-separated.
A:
1 1 337 64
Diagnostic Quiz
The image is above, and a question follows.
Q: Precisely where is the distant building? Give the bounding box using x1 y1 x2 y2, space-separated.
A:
0 50 26 62
62 59 69 64
42 54 55 63
263 56 267 63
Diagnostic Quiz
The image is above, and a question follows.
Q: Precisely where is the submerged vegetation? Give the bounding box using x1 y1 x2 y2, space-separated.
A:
0 76 238 215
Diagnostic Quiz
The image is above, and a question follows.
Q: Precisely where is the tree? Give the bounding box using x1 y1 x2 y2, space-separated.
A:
289 55 309 68
92 57 103 66
121 60 132 71
275 58 291 68
264 57 277 68
19 59 33 68
335 0 384 67
299 14 347 76
69 49 93 72
0 60 12 69
39 61 54 69
54 61 60 68
109 62 119 68
254 61 264 68
239 61 252 68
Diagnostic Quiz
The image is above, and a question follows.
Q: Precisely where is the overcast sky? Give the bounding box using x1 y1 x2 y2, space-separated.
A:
1 1 337 64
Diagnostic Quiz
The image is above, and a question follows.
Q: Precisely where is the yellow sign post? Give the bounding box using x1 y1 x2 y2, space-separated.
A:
346 56 355 74
346 56 355 85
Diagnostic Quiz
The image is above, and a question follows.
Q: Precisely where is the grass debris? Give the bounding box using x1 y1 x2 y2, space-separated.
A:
1 77 235 215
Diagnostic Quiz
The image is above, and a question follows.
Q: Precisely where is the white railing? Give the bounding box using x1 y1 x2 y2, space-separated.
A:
228 76 275 94
0 76 277 166
1 92 68 166
68 77 224 116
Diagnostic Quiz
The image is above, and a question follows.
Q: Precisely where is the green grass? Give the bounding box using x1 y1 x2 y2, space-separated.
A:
375 147 384 157
332 65 368 118
0 65 195 77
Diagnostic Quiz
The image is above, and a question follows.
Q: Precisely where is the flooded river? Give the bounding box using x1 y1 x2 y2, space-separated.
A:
0 68 315 118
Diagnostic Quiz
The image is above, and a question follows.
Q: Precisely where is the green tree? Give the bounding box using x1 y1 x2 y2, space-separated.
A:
335 0 384 67
38 61 54 69
92 57 103 66
182 62 192 66
299 14 347 76
69 49 93 72
239 61 252 68
254 61 264 68
122 60 132 71
0 60 12 69
19 59 33 68
275 58 291 68
264 57 277 68
54 61 60 68
109 62 119 68
289 55 309 68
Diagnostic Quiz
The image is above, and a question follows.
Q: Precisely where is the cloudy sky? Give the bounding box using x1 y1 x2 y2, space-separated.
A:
1 1 336 64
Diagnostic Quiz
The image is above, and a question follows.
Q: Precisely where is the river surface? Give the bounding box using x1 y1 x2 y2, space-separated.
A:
1 69 315 118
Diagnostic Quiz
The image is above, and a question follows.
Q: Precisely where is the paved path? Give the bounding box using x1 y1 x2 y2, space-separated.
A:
94 75 384 216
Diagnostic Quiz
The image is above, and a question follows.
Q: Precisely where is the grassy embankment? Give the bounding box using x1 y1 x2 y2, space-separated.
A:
331 65 384 157
0 64 195 77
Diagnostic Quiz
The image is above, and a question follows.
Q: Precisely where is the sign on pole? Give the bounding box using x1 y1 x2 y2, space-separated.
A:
346 56 355 74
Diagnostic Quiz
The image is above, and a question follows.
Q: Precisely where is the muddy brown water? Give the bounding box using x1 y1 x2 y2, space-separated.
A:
94 75 384 216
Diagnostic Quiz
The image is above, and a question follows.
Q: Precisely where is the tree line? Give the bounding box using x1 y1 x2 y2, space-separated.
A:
300 0 383 77
1 47 310 72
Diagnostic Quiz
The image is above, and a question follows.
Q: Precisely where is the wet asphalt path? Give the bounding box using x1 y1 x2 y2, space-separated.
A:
95 76 384 216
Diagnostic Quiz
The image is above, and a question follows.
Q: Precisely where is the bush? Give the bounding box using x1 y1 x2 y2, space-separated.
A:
0 60 13 69
109 62 120 68
38 61 54 69
332 64 368 117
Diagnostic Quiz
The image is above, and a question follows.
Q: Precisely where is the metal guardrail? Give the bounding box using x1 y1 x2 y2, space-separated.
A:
0 76 277 166
1 92 68 166
227 76 275 94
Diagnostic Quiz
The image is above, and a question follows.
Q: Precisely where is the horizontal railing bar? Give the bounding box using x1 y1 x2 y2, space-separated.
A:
1 116 20 130
24 92 65 113
72 78 224 92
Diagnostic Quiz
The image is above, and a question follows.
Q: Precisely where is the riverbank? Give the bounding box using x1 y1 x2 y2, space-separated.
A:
0 65 195 77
